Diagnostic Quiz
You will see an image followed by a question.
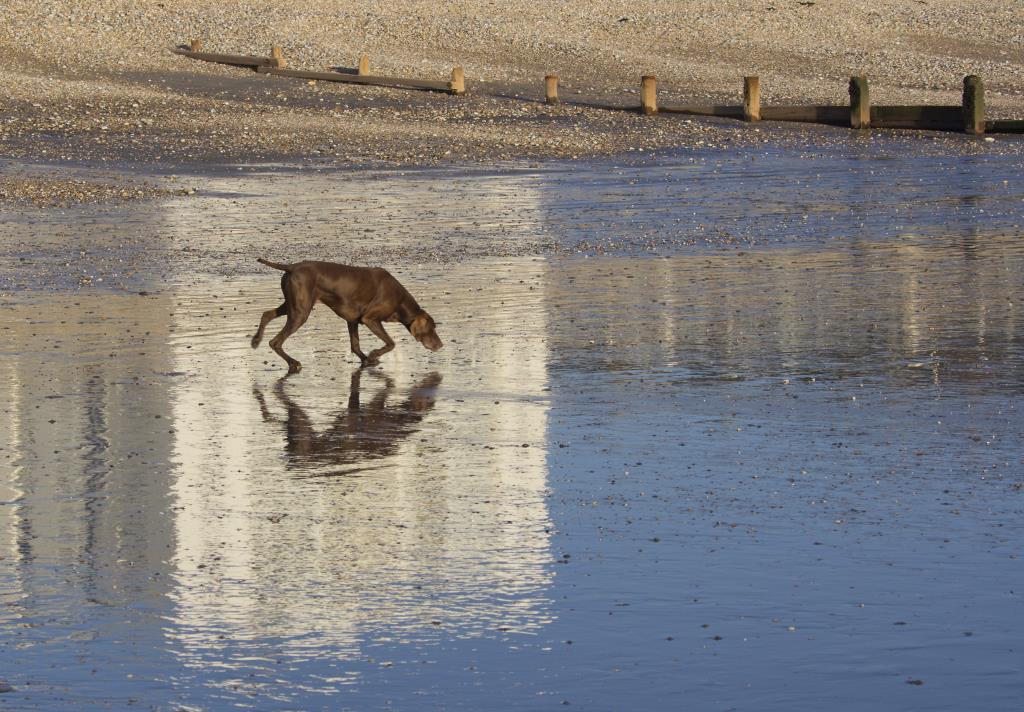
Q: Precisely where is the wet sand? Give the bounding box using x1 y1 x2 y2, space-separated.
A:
1 144 1022 709
2 133 1022 292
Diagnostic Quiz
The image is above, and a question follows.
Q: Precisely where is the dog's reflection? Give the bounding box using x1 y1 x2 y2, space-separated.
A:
254 370 442 473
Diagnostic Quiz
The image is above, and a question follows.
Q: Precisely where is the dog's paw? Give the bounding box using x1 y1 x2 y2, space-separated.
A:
250 337 260 348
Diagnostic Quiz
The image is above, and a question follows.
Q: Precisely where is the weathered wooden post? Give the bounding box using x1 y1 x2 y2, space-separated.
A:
189 39 203 52
743 76 761 122
641 75 657 115
849 76 870 129
963 75 985 135
450 67 466 95
270 46 286 69
358 55 370 76
545 75 559 104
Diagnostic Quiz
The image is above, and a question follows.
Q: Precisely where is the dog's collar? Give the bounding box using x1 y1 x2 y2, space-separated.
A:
400 310 423 329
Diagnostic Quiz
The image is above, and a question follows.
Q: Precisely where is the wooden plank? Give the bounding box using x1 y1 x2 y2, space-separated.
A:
743 77 760 121
660 104 745 119
849 76 870 129
871 105 961 129
270 46 287 69
171 47 272 68
963 75 985 134
760 105 849 124
545 75 559 104
641 76 657 114
664 104 847 124
987 119 1024 133
564 100 636 113
256 66 454 93
450 67 466 95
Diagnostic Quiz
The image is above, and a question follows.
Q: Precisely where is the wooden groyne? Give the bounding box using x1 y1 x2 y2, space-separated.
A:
638 74 1022 135
172 42 466 96
172 40 1021 134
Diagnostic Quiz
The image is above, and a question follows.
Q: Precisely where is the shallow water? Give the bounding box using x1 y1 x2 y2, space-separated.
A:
1 135 1022 290
1 142 1023 710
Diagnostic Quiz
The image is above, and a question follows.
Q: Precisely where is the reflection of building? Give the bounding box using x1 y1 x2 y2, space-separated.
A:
166 260 553 665
156 167 552 264
0 292 181 691
543 239 1024 390
0 257 555 685
0 293 177 604
0 361 23 580
0 161 562 697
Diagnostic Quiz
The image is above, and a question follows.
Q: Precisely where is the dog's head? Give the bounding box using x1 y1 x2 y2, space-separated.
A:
409 312 443 352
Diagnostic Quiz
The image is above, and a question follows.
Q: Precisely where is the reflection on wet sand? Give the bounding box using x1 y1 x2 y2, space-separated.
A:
0 293 182 705
1 229 1020 707
165 264 554 679
0 293 179 596
253 371 443 477
0 260 554 704
544 234 1023 391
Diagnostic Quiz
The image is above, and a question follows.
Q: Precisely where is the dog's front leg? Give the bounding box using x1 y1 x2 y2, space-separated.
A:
348 321 370 365
362 319 395 365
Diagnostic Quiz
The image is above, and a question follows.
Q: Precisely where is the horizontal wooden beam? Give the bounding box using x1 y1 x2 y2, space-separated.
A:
173 46 462 94
660 104 745 119
870 105 961 130
255 66 456 93
662 104 848 124
760 105 849 124
987 119 1024 133
171 47 273 69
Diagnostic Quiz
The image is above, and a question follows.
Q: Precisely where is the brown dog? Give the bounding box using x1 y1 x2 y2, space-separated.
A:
251 258 442 373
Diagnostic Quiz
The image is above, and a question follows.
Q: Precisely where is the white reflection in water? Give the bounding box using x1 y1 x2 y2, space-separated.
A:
155 166 555 268
0 294 179 617
165 259 554 671
542 235 1022 389
0 362 23 569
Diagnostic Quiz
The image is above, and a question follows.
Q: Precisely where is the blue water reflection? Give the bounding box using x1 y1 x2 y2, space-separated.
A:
1 140 1022 709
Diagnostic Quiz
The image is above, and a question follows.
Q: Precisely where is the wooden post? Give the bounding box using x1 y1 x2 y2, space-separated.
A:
358 55 370 76
545 75 559 104
963 75 985 135
641 75 657 115
189 39 203 52
849 76 870 129
743 76 760 121
450 67 465 95
270 46 286 69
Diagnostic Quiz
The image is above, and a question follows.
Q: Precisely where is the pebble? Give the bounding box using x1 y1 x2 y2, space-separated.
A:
0 174 180 208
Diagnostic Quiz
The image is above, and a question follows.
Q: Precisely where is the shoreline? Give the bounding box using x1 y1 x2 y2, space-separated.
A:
2 124 1021 210
1 1 1022 200
2 138 1021 297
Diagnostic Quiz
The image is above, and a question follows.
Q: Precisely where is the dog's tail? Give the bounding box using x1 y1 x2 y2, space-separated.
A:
257 257 293 272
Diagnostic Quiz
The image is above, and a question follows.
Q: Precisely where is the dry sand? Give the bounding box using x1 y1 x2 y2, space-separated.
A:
1 1 1022 198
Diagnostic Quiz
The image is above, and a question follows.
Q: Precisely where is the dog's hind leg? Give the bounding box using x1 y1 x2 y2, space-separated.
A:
269 274 314 374
269 310 310 374
251 303 286 348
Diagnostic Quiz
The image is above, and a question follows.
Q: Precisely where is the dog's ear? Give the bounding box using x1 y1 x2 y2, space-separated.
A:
410 313 431 339
410 313 443 351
